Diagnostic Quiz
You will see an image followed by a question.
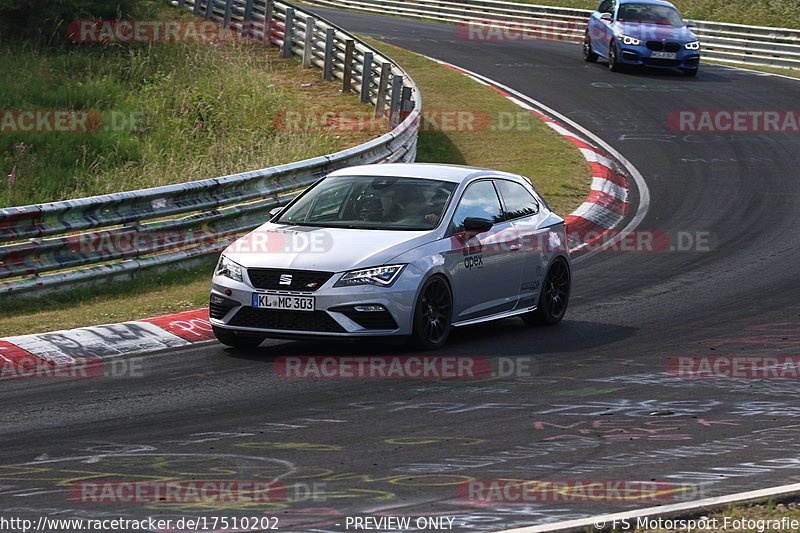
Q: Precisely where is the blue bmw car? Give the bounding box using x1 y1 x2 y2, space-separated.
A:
584 0 701 76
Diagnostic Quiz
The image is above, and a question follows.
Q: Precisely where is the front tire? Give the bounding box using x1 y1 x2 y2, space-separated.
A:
608 41 623 72
410 275 452 350
583 38 598 62
213 326 266 348
522 258 571 327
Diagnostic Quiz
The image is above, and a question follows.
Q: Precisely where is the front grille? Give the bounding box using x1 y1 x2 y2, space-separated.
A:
683 57 700 66
247 268 333 291
665 42 680 52
646 41 663 51
643 58 682 67
332 308 399 330
229 307 345 333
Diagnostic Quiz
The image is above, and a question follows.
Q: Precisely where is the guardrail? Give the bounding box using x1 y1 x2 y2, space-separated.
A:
0 0 420 296
304 0 800 70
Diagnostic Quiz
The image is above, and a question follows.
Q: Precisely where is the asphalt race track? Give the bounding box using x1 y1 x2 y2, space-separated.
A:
2 7 800 532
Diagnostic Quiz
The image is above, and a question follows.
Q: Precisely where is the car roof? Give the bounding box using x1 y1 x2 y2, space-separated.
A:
618 0 678 7
326 163 527 184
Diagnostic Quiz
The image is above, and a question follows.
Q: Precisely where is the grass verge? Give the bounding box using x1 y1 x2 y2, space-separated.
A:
0 4 376 206
0 39 591 337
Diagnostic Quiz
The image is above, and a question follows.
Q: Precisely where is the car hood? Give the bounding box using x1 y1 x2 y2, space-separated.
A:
617 23 696 42
222 224 435 272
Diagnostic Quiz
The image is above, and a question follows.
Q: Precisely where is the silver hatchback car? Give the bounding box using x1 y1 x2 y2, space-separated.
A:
210 163 572 349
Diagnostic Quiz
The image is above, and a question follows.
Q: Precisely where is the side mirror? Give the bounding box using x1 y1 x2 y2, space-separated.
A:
600 12 613 21
463 217 493 233
269 206 283 219
685 19 697 27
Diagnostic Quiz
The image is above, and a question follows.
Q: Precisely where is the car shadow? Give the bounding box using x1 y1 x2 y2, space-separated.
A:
219 317 637 362
585 61 731 83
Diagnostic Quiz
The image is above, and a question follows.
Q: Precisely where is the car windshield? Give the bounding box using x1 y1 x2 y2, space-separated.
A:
276 175 457 230
617 3 684 26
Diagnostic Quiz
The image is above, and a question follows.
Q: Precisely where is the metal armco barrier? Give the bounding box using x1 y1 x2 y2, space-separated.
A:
303 0 800 69
0 0 420 296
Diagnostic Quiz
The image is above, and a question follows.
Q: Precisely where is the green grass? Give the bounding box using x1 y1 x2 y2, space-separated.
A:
0 6 374 207
519 0 800 28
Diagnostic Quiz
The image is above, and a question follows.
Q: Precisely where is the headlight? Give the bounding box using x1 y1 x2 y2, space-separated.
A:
334 264 405 287
215 254 243 282
685 41 700 50
621 34 642 46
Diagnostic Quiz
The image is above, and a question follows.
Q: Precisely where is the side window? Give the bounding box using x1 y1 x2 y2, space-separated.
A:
598 0 613 14
495 180 539 221
451 181 503 232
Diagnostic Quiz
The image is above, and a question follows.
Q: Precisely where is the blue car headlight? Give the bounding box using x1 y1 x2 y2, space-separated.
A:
216 254 243 282
685 41 700 50
335 264 406 287
621 34 642 46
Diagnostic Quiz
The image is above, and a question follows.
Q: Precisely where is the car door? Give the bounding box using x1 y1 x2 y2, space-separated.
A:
445 179 523 322
494 179 553 310
592 0 616 57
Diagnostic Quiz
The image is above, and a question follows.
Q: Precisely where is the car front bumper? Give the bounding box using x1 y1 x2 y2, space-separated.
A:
617 44 700 69
209 268 424 339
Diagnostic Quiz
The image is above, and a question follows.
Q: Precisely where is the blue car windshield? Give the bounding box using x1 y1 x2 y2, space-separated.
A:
277 176 457 230
617 3 684 26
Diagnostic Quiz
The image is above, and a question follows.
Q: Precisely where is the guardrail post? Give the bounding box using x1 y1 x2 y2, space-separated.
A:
204 0 214 20
323 28 335 81
303 17 315 68
223 0 233 27
265 0 274 23
375 63 391 117
193 0 202 15
400 86 412 112
360 51 373 103
177 0 186 8
343 40 355 92
243 0 254 21
282 8 295 58
388 75 403 127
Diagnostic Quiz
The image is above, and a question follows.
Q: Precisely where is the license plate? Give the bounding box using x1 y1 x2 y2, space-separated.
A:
252 293 315 311
651 51 677 59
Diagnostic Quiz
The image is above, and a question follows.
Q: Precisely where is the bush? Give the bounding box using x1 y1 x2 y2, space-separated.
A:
0 0 152 42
